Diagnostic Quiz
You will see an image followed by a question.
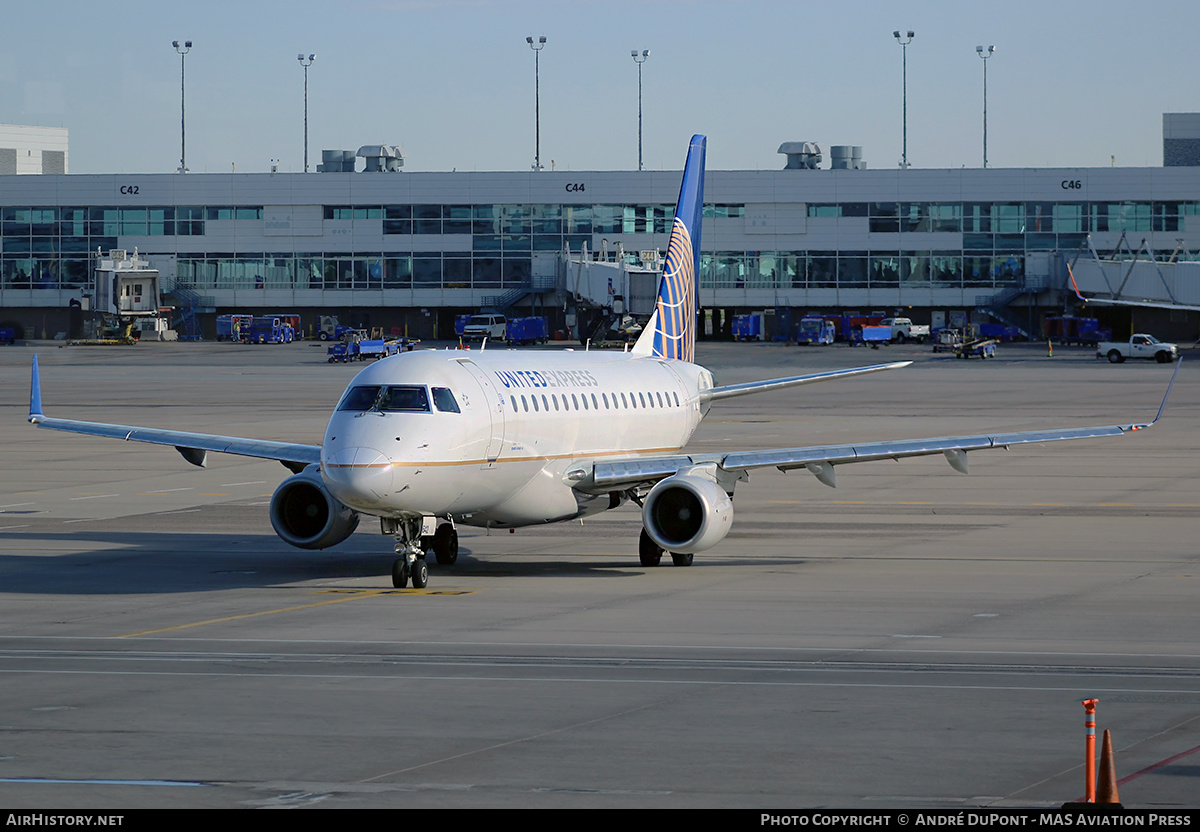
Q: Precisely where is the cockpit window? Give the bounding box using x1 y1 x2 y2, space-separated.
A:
337 385 382 412
432 387 460 413
336 385 432 413
378 386 430 412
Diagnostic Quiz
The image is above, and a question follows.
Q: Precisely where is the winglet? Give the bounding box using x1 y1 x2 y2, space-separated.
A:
1067 262 1089 304
28 355 44 423
1124 354 1181 432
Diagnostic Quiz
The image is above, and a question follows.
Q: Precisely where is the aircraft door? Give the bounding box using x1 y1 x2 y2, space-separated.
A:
456 359 506 468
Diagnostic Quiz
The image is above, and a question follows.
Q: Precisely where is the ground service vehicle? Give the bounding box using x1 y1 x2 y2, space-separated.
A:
796 317 835 345
462 314 506 342
880 317 930 344
1098 334 1180 363
506 317 549 345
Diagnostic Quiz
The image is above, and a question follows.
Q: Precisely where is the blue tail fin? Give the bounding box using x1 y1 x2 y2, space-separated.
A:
633 134 706 362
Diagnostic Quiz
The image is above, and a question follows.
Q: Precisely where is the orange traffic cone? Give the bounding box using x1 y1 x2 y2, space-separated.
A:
1097 729 1121 804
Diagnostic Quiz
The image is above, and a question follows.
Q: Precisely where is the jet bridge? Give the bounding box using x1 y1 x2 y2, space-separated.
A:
92 249 161 317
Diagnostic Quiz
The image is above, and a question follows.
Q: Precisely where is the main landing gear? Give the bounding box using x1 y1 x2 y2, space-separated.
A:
389 516 458 588
638 528 693 568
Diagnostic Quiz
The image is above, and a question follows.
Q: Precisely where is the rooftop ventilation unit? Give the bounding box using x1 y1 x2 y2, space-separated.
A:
830 146 865 170
777 141 822 170
358 145 404 172
317 150 355 173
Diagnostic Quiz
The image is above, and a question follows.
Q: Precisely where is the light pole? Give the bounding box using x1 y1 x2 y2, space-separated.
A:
172 40 192 173
298 53 316 173
526 35 546 171
631 49 649 171
893 30 913 169
976 44 995 168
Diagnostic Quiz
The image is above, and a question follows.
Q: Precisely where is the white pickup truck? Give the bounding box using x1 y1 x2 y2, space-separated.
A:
880 317 931 344
1097 334 1180 364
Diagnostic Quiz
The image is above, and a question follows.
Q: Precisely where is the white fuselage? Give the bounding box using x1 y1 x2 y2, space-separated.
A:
320 349 713 527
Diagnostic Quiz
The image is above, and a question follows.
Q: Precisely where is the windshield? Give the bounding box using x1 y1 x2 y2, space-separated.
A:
336 385 431 413
337 385 381 412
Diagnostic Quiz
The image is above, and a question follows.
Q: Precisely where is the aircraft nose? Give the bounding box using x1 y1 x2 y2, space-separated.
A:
322 446 394 508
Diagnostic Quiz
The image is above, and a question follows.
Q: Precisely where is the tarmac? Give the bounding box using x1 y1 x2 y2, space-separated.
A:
1 338 1198 809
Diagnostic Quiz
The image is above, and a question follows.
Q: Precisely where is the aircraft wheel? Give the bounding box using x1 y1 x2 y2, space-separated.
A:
433 524 459 565
671 552 694 567
411 558 429 589
391 558 409 589
639 528 663 567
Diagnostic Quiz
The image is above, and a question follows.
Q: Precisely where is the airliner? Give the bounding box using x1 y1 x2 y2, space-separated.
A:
28 135 1176 589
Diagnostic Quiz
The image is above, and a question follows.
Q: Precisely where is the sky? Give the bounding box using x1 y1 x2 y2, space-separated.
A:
2 0 1197 175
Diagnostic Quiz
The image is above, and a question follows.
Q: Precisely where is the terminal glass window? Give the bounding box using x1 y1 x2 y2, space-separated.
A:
176 206 205 235
963 203 991 233
564 204 592 234
930 253 963 287
992 203 1024 234
443 205 473 234
807 204 841 218
1052 203 1085 234
413 205 441 234
869 203 899 233
592 205 622 234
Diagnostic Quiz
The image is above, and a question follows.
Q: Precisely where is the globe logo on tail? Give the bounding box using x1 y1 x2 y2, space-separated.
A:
653 217 695 363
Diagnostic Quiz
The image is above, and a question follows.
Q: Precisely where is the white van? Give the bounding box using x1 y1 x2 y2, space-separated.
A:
462 314 507 342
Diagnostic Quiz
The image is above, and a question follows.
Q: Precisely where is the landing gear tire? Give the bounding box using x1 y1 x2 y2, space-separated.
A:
433 524 459 565
671 552 694 567
411 558 429 589
639 528 663 567
391 558 409 589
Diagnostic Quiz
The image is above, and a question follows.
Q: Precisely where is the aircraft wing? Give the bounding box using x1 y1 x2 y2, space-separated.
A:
573 358 1179 492
27 356 321 473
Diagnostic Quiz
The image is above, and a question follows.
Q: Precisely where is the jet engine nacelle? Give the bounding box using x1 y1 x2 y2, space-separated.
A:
642 472 733 554
269 469 361 550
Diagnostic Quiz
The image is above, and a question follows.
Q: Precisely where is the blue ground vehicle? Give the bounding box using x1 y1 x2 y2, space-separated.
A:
732 314 763 341
216 314 253 342
249 316 295 344
796 317 835 345
506 316 548 345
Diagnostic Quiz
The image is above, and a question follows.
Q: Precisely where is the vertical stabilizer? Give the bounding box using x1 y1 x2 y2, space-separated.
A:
632 134 706 362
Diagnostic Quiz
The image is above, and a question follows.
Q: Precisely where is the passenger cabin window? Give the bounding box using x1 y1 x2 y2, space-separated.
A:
432 387 460 413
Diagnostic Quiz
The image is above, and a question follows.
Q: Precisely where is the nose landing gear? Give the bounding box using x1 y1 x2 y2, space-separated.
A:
388 516 429 589
387 516 457 588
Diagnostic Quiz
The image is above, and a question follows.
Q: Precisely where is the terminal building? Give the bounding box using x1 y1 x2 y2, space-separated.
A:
3 120 1200 341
